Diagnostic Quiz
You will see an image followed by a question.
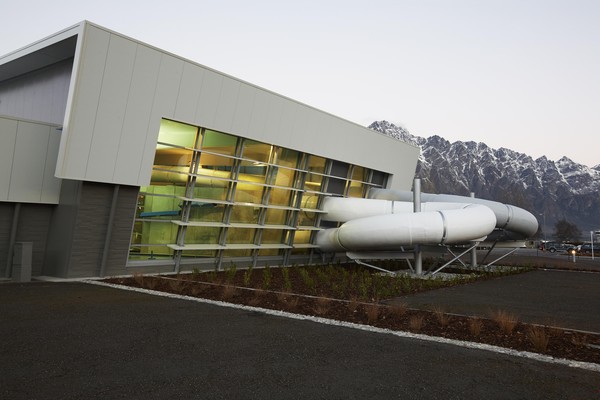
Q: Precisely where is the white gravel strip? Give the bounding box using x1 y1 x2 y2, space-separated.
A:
85 279 600 373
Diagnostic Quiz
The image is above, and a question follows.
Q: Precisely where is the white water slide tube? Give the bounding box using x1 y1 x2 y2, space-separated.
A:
315 198 497 253
315 191 538 253
368 189 539 239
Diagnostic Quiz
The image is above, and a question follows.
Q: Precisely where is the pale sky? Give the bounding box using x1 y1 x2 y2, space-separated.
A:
2 0 599 167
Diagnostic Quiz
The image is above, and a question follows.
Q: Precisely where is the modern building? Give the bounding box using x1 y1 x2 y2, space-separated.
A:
0 21 419 279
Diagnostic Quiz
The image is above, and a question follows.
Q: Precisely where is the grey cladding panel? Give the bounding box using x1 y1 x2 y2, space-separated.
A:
86 35 137 182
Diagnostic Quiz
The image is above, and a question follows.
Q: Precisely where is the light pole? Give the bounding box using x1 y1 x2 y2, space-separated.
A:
538 213 547 242
591 231 595 261
543 213 547 241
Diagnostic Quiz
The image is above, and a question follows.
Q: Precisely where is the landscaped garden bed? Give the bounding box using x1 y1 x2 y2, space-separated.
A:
104 263 600 364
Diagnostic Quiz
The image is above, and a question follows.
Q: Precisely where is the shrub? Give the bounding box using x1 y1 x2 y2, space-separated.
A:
469 318 483 336
408 314 424 331
243 266 253 286
491 309 519 334
222 285 236 300
366 303 380 323
314 297 330 316
432 306 450 327
527 326 550 352
298 268 316 294
225 263 237 283
281 268 292 292
389 302 408 318
262 266 272 290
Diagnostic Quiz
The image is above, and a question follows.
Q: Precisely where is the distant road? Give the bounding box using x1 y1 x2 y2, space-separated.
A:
477 247 600 272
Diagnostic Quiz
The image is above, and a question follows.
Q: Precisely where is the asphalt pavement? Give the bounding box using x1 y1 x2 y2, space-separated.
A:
1 274 599 399
387 269 600 333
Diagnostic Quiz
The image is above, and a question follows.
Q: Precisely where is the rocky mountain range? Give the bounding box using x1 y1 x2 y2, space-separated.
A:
369 120 600 239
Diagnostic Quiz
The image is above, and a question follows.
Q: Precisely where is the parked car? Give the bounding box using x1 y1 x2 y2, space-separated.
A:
543 242 571 253
576 243 600 255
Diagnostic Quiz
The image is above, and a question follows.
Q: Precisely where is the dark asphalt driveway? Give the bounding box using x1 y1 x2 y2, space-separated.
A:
1 279 599 399
386 269 600 332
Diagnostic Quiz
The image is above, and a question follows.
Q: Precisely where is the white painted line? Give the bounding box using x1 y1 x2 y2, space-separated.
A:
84 280 600 373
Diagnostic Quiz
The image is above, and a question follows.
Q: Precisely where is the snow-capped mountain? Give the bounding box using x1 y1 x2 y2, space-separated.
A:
369 120 600 236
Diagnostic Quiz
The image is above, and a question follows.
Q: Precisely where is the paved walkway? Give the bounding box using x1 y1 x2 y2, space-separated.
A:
1 274 599 399
386 269 600 332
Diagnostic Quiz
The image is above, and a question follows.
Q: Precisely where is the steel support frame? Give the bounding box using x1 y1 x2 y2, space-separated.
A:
429 242 480 275
353 259 397 276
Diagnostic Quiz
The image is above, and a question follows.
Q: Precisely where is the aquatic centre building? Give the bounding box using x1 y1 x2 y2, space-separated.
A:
0 21 421 279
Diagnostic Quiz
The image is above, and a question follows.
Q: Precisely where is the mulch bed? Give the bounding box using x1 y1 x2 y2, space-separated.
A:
104 265 600 365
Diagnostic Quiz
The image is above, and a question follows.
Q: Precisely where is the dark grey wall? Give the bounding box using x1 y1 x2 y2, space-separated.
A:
16 204 53 276
0 202 53 278
104 185 140 276
44 181 139 278
0 203 14 277
44 180 81 277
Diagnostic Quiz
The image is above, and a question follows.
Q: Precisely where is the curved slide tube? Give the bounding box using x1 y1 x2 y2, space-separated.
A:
316 197 497 252
368 189 539 239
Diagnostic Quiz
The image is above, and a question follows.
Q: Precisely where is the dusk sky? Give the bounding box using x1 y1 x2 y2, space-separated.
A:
2 0 598 167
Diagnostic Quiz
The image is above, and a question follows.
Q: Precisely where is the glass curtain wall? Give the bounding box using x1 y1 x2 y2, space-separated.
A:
129 119 389 270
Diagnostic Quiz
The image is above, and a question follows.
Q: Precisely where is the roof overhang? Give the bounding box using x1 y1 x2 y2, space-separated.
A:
0 22 83 83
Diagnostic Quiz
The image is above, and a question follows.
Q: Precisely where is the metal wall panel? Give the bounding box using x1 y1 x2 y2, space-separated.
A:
213 77 240 133
86 35 137 181
0 59 72 125
231 83 256 136
54 22 419 190
9 121 50 202
0 117 61 203
174 63 205 123
113 45 161 184
247 89 271 138
274 97 300 146
57 26 110 178
137 54 184 184
40 128 62 203
194 69 223 128
262 93 284 139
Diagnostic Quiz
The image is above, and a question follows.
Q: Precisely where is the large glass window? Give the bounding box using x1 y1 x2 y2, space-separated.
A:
157 119 198 148
202 130 237 156
274 148 299 169
188 203 225 223
129 119 390 268
233 182 264 205
264 208 289 226
243 140 272 164
268 187 293 207
226 227 257 244
184 226 221 245
229 204 260 224
305 155 326 192
270 166 295 188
